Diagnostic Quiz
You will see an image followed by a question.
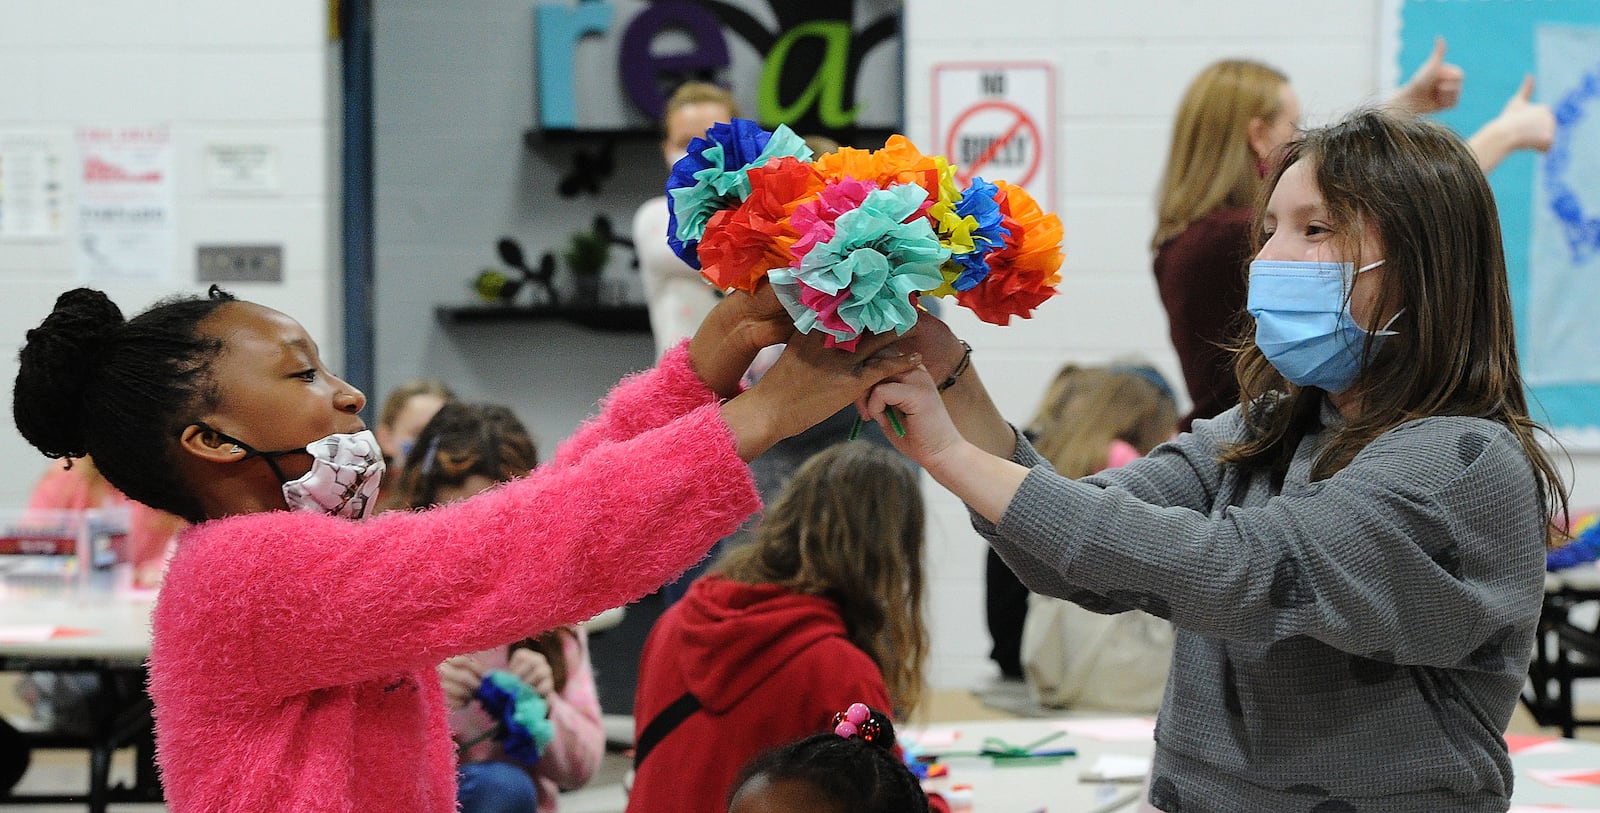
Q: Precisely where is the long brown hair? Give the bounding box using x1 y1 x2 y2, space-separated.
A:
1029 364 1178 478
1153 59 1288 249
386 401 572 687
715 444 928 717
1224 109 1567 532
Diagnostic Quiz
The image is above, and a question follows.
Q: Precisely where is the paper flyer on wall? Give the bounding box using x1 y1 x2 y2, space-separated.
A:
1525 26 1600 386
75 125 175 284
0 135 67 240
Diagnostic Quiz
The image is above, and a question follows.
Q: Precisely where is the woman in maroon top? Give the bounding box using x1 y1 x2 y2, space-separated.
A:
1151 43 1553 430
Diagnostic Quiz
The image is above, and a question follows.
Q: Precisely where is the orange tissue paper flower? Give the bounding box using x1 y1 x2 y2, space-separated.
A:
814 135 959 217
954 180 1063 325
698 157 826 293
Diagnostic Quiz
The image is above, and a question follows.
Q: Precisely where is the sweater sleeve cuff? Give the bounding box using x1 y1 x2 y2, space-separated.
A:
968 425 1046 539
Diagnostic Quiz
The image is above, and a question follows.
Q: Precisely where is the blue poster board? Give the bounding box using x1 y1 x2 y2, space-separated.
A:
1396 0 1600 444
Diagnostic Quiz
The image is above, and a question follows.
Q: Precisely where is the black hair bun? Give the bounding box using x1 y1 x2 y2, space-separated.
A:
832 703 896 750
13 288 126 460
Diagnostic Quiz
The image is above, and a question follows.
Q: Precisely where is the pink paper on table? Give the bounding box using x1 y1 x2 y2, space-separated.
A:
1527 767 1600 788
1505 733 1574 756
1051 717 1157 742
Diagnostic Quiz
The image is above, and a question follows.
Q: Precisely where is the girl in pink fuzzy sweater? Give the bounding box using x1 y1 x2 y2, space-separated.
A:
12 283 919 813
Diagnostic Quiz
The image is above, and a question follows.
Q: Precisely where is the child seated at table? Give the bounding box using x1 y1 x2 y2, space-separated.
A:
386 401 604 813
1014 363 1179 713
628 444 928 813
726 703 935 813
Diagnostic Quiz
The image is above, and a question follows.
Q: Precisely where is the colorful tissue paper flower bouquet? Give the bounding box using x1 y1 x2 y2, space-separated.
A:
665 119 1064 351
461 670 556 767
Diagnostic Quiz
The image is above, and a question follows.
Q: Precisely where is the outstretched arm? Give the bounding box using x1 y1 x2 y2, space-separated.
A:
1468 75 1555 173
872 313 1017 461
547 282 803 469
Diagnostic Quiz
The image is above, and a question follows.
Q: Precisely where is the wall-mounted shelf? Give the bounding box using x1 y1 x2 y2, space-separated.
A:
435 304 650 333
524 128 654 148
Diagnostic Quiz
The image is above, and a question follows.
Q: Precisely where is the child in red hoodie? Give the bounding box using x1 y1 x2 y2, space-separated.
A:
11 283 920 813
628 443 928 813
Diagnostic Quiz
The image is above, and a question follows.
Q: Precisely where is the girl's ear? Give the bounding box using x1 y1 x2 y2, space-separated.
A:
178 424 245 465
1247 116 1274 162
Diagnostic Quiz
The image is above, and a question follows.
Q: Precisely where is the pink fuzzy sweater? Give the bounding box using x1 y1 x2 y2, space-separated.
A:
148 345 758 812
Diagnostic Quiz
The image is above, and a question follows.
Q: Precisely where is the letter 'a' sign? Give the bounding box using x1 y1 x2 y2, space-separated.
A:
932 62 1055 212
534 0 902 136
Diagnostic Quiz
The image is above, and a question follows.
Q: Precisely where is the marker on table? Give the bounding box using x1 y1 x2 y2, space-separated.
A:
1028 748 1077 758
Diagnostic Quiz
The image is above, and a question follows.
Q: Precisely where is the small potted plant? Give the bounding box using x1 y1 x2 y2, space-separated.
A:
563 226 610 308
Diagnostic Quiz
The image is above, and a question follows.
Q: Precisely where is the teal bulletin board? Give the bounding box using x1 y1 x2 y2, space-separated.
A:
1391 0 1600 446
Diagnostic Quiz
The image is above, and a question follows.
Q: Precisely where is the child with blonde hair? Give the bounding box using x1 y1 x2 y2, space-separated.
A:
1016 365 1179 711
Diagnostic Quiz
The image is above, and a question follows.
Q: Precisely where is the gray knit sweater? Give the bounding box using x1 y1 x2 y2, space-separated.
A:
974 402 1546 812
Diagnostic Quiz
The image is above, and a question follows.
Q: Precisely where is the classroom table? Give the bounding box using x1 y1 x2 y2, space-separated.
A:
902 717 1156 813
0 577 161 812
905 716 1600 812
1507 730 1600 810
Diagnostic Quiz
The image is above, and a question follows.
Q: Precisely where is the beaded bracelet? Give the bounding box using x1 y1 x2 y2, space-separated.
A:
938 340 973 391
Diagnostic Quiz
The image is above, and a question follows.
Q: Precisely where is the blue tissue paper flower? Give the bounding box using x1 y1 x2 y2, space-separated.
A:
665 119 811 269
474 670 555 767
945 177 1010 291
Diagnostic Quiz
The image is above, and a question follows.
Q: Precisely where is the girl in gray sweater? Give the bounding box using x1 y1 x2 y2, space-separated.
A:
868 109 1568 812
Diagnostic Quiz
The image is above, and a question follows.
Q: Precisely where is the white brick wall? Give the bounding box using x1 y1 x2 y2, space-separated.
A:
0 0 337 505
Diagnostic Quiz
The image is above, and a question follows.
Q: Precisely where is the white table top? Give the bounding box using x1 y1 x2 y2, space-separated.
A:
904 717 1154 813
0 580 155 665
1507 732 1600 809
907 717 1600 812
0 575 621 666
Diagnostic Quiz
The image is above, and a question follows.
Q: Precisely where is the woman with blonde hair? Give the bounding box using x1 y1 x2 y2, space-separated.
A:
1153 45 1553 430
628 443 927 813
374 377 454 474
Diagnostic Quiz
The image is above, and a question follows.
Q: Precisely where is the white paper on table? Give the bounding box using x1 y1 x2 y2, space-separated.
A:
1509 806 1600 813
1080 754 1151 783
1052 717 1157 742
908 728 960 748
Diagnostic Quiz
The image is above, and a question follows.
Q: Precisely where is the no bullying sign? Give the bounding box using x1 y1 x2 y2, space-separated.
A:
931 62 1055 212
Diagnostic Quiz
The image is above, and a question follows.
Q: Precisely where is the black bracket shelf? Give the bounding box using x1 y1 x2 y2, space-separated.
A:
435 304 651 333
524 128 653 148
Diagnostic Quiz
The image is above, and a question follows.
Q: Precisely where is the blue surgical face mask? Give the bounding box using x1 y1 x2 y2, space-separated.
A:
1247 258 1398 394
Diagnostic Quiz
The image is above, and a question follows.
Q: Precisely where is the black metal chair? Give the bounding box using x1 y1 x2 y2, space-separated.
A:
1523 585 1600 738
0 666 162 813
